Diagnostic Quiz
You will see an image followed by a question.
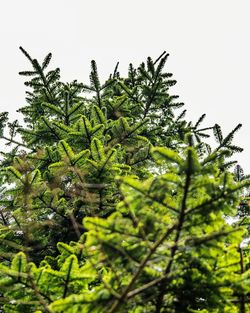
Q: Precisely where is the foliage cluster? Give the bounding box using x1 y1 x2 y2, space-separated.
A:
0 49 249 312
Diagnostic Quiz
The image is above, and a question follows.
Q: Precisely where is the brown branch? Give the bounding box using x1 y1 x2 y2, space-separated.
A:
127 273 173 299
1 135 29 149
107 223 177 313
238 245 246 313
155 150 192 313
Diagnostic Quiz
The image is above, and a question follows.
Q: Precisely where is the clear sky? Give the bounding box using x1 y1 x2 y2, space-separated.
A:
0 0 249 171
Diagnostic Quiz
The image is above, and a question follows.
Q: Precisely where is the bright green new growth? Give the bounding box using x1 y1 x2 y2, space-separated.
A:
0 49 249 312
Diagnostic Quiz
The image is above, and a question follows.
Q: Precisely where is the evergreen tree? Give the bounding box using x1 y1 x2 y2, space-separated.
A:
0 48 201 262
0 49 249 312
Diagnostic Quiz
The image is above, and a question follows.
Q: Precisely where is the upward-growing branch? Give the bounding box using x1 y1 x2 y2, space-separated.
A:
155 147 192 313
107 223 177 313
238 246 246 313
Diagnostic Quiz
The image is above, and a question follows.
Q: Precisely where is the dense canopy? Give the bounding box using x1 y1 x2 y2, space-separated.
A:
0 49 249 312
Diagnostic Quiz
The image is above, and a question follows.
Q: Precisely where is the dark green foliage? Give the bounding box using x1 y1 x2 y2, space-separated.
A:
0 49 249 313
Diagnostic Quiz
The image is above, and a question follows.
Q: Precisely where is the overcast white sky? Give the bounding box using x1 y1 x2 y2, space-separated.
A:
0 0 249 171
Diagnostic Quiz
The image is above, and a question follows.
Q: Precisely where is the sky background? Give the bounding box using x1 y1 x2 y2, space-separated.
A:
0 0 249 171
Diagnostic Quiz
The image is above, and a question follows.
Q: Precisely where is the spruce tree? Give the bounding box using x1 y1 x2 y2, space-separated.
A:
0 49 249 313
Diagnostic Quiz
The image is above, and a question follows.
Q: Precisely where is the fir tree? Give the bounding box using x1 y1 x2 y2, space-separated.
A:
0 49 249 313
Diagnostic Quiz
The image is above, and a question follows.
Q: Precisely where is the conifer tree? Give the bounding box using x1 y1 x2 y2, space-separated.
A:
0 49 249 312
0 48 202 262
